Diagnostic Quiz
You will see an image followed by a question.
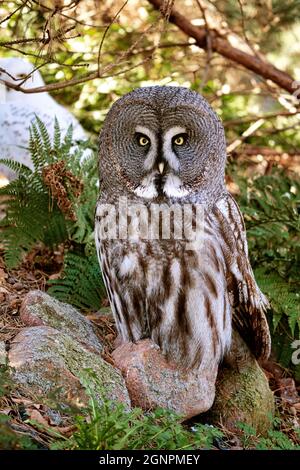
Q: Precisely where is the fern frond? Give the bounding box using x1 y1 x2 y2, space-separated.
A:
28 124 46 171
48 250 105 311
35 115 52 154
230 165 300 349
53 117 61 155
0 159 32 177
0 118 95 267
60 124 74 159
255 267 300 335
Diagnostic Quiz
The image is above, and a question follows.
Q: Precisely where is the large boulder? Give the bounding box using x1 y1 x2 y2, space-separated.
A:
112 332 274 431
204 331 275 434
8 326 130 409
112 339 217 419
9 290 274 434
20 290 102 354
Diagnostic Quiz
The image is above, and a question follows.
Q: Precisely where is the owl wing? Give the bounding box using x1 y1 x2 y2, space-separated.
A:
215 193 271 361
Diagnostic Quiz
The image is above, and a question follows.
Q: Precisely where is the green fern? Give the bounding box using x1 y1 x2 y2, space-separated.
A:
0 119 75 267
229 163 300 377
230 164 300 312
0 172 68 267
48 250 106 311
255 267 300 335
0 118 105 311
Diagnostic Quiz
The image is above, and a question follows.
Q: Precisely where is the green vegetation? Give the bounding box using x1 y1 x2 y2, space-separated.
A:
0 118 105 311
230 162 300 380
1 367 298 450
51 371 224 450
237 421 300 450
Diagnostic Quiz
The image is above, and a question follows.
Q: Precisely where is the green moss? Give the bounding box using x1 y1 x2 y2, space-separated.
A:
208 359 274 435
10 327 130 411
24 292 103 354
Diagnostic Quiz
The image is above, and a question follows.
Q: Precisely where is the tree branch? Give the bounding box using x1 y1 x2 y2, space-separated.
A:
147 0 296 94
0 59 150 94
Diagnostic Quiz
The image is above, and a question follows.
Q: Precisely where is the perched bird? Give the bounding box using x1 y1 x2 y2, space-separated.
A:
0 57 87 179
95 86 271 376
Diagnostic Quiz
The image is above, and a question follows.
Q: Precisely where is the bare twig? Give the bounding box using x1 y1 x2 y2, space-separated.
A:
147 0 296 93
233 146 300 157
0 58 150 94
257 123 300 135
0 0 28 25
195 0 212 91
237 0 260 59
97 0 129 77
0 38 42 47
2 0 295 98
227 118 265 153
0 0 155 93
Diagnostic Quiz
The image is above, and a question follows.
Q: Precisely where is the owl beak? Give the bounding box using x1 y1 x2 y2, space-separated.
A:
158 162 165 174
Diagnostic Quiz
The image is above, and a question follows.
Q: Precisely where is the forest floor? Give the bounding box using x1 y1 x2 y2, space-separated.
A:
0 245 299 450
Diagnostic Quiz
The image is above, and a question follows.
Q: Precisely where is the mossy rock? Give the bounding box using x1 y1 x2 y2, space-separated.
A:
206 330 275 435
20 290 103 354
8 326 131 410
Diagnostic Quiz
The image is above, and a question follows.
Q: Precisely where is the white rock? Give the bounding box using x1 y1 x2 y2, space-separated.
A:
0 58 88 179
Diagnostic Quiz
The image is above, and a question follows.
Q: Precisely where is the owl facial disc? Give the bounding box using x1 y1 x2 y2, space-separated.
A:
100 86 227 204
132 125 189 199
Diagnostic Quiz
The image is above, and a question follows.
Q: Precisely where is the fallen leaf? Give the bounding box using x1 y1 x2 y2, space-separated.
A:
263 360 285 380
9 297 21 309
0 286 10 293
26 408 49 428
11 397 35 406
277 378 300 404
48 273 62 280
0 268 8 283
56 425 76 436
262 368 274 381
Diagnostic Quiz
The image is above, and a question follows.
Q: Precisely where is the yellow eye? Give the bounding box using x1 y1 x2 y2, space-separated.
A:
137 134 150 146
173 134 186 146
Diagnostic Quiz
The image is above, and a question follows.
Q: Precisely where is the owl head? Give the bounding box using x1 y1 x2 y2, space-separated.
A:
0 57 45 102
99 86 227 204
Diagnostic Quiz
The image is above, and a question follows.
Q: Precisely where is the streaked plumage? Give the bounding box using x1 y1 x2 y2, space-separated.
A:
95 86 271 374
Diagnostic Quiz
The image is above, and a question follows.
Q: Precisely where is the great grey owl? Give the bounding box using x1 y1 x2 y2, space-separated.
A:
0 57 87 180
95 86 271 375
